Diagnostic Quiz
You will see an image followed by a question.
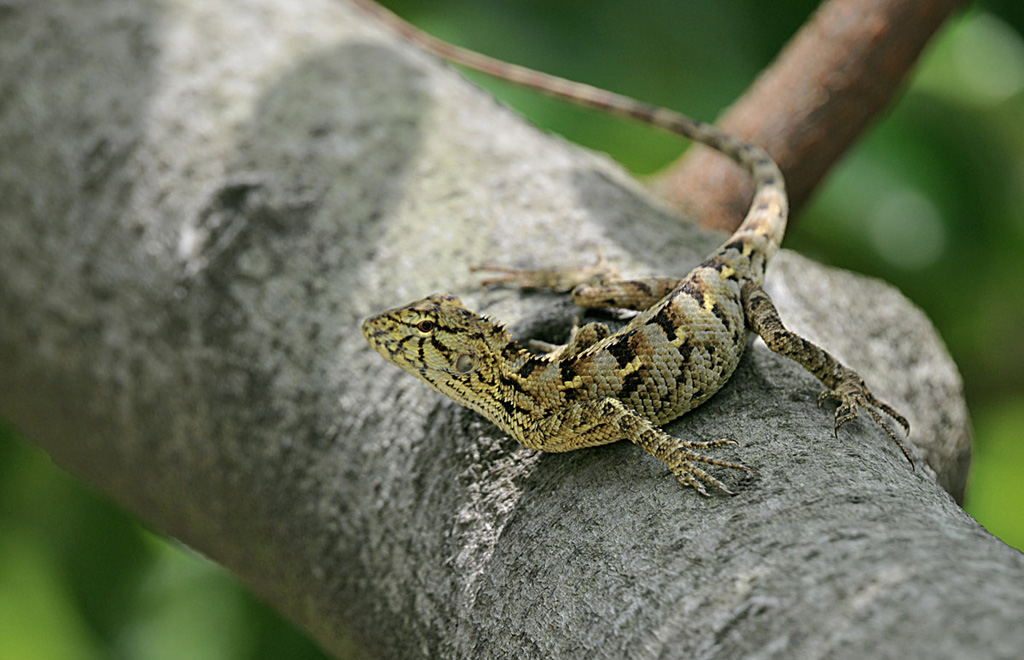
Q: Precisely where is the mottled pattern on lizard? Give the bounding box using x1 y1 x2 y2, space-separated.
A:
356 0 912 495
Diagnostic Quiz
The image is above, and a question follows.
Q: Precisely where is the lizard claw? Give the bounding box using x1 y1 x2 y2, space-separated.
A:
670 449 753 497
819 378 914 468
682 437 738 449
677 471 714 497
677 465 734 497
639 432 751 496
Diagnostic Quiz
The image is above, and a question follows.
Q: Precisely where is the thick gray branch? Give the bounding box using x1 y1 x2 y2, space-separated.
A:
0 1 1017 658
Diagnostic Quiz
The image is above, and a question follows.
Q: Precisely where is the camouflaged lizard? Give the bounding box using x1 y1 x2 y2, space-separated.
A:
356 0 912 495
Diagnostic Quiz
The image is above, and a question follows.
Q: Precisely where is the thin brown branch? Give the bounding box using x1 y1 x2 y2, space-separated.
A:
650 0 966 233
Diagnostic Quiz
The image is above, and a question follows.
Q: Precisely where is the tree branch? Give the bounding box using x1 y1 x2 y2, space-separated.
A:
0 1 1013 658
650 0 967 231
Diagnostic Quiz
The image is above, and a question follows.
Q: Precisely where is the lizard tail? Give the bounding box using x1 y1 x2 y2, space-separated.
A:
349 0 788 281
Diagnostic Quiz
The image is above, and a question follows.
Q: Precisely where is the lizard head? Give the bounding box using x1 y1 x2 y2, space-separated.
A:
362 293 515 413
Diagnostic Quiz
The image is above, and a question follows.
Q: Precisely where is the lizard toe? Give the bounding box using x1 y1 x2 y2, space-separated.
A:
824 382 915 467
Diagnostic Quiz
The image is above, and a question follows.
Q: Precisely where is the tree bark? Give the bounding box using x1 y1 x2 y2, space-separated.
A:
0 1 1016 659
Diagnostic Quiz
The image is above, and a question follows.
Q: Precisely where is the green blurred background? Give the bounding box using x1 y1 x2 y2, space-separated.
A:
2 1 1022 657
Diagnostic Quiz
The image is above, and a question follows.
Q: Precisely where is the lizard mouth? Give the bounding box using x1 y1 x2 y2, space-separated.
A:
361 315 398 354
361 315 423 374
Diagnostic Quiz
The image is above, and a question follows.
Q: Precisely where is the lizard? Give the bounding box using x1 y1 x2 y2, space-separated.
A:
354 0 912 496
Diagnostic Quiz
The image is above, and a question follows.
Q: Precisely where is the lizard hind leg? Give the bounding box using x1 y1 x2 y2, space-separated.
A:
610 402 751 497
740 282 914 466
472 248 619 293
528 321 612 361
527 397 750 496
472 250 683 313
640 429 751 497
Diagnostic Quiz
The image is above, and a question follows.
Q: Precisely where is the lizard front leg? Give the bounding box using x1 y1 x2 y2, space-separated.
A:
525 397 749 496
530 322 613 360
571 276 682 311
741 282 913 465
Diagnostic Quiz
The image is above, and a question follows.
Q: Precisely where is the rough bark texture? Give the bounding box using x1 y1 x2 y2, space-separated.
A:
651 0 967 232
0 1 1017 659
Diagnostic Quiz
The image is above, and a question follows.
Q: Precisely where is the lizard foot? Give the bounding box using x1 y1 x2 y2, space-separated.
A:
655 438 752 497
672 454 753 497
817 375 913 467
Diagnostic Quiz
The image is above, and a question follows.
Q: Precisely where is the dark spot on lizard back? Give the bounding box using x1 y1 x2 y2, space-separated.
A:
619 370 646 397
704 256 741 281
675 340 693 364
710 301 729 327
681 279 705 308
561 386 584 402
606 336 634 370
517 359 540 378
650 306 677 342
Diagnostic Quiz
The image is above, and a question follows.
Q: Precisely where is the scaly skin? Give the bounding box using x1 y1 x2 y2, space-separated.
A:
356 0 912 495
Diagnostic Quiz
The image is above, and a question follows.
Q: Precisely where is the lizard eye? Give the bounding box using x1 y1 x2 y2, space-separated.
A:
416 320 434 333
